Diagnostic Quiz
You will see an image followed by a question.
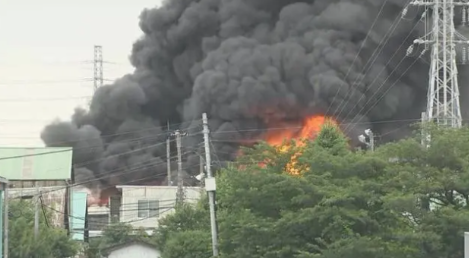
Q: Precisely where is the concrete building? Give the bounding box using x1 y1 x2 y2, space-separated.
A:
84 186 202 236
118 185 201 230
101 241 160 258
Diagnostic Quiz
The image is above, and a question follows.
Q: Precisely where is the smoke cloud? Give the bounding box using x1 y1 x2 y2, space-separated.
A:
41 0 467 188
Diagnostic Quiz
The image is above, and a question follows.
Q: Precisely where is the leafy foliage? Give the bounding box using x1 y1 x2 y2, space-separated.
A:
84 222 153 257
155 202 212 258
156 124 469 258
8 200 79 258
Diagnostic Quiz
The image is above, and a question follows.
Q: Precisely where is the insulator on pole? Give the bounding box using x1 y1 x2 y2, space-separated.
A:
402 7 408 18
406 45 414 56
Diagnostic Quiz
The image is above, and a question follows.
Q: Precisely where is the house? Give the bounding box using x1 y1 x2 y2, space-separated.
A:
117 185 202 232
0 147 73 227
83 186 202 236
100 240 160 258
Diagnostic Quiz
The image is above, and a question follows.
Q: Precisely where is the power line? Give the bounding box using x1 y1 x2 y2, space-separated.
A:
333 1 409 119
339 5 421 124
18 159 203 198
343 18 423 133
209 118 423 136
345 58 421 134
0 143 196 198
0 115 422 198
0 60 126 67
325 0 391 118
41 202 176 226
0 96 90 102
0 120 202 160
0 79 93 85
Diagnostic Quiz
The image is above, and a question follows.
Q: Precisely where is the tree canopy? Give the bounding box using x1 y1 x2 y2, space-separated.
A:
155 124 469 258
8 199 79 258
84 222 153 258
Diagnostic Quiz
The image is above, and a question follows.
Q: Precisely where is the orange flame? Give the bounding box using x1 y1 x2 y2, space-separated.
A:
261 115 336 175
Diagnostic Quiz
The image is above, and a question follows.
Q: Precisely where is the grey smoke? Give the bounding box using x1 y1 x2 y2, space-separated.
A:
41 0 466 188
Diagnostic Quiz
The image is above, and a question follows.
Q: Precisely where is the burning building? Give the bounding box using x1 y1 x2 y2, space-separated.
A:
40 0 469 196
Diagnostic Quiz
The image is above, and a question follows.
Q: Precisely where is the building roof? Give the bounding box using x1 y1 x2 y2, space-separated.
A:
0 147 72 180
101 240 158 256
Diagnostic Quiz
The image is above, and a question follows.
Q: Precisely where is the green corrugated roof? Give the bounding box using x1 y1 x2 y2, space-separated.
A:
0 147 72 180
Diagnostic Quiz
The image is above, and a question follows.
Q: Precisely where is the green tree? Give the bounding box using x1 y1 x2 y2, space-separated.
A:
155 202 212 258
99 222 150 248
157 124 469 258
8 200 79 258
84 222 153 257
215 125 421 258
376 124 469 258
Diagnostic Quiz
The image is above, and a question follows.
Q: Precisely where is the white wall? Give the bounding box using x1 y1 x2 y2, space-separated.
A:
117 186 202 229
108 244 161 258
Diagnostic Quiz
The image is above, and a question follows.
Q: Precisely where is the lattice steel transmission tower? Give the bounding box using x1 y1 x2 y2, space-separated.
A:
93 45 103 91
408 0 469 128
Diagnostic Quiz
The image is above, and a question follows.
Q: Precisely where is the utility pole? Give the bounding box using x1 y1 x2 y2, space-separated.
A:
202 113 219 256
166 136 172 186
171 130 187 204
3 190 7 258
34 182 39 239
2 177 9 258
465 232 469 258
93 45 103 91
199 155 204 186
167 121 172 186
408 0 469 128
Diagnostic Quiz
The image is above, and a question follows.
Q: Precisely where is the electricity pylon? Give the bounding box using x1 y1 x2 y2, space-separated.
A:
408 0 469 127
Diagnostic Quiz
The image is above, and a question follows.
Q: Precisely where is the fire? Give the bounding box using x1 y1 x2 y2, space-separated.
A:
83 187 119 207
85 190 108 207
262 115 336 175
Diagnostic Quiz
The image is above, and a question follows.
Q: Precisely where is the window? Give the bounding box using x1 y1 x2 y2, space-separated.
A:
137 200 159 218
88 214 109 231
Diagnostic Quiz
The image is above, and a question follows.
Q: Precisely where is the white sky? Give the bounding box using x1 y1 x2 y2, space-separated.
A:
0 0 162 147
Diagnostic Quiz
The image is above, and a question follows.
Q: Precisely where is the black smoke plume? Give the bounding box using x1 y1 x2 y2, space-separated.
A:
40 0 468 189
